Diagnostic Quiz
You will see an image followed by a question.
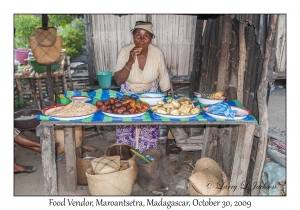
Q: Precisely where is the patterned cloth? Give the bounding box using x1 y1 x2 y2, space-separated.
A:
14 128 20 138
116 81 160 153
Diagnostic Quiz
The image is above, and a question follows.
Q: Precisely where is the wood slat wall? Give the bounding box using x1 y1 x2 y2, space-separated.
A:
190 14 279 195
90 14 197 77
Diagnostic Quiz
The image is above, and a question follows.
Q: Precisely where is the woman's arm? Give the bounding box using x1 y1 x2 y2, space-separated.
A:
114 46 141 85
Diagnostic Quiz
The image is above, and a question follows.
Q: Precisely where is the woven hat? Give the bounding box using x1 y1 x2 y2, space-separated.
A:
188 157 229 196
131 21 155 38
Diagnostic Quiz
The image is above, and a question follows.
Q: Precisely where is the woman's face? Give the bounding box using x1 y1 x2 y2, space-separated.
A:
133 29 152 49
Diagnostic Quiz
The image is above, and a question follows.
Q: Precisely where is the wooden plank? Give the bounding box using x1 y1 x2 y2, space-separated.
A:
61 72 68 92
66 56 74 90
201 125 218 158
28 78 40 109
218 126 234 176
199 19 213 93
207 19 219 92
53 76 60 103
64 127 77 192
37 78 44 109
252 14 278 196
227 18 239 100
16 78 23 99
230 124 255 195
237 22 246 103
40 124 58 195
84 14 95 86
190 19 204 95
216 15 232 92
46 65 55 106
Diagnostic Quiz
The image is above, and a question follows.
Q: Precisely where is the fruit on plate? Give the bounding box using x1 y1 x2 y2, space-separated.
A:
151 97 201 115
96 98 149 115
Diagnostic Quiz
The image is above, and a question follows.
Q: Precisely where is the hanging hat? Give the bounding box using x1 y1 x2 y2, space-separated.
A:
188 157 229 196
28 27 62 65
131 21 155 38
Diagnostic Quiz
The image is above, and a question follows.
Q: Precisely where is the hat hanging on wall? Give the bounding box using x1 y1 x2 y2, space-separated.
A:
28 27 62 66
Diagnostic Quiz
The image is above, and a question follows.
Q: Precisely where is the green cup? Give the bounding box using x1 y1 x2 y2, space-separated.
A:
97 71 112 89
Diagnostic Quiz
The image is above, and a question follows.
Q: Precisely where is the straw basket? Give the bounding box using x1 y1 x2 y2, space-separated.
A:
188 157 229 196
75 145 103 185
105 143 137 184
86 160 133 196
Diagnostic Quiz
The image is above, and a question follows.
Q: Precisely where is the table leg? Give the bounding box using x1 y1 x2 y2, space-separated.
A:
37 78 44 109
16 78 23 99
229 124 255 195
28 78 40 110
40 124 58 195
64 127 77 192
176 150 188 171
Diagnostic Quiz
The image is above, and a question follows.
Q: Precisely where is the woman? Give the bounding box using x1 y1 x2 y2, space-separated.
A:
113 21 170 153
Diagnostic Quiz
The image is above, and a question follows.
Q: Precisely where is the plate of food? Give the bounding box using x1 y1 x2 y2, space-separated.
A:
42 101 98 120
203 104 250 120
96 97 150 118
151 97 201 118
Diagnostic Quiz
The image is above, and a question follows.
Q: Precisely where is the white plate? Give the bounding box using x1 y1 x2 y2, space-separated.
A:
70 96 92 102
203 106 250 119
42 104 97 120
154 113 198 119
101 111 147 118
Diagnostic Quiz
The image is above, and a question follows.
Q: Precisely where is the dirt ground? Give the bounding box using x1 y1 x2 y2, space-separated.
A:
14 82 286 196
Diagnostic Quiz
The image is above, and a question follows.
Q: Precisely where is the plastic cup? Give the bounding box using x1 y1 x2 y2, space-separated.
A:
97 71 112 89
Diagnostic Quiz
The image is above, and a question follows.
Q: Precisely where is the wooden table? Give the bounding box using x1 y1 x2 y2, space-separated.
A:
39 120 255 196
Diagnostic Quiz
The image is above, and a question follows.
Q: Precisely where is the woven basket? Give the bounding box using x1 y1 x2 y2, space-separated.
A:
188 157 229 196
75 145 103 185
105 143 137 184
86 160 133 196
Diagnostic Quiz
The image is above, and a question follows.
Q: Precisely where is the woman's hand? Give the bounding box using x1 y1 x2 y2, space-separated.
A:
127 46 142 66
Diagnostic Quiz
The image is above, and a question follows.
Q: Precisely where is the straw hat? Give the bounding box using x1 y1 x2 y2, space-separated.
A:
188 157 229 196
131 21 155 38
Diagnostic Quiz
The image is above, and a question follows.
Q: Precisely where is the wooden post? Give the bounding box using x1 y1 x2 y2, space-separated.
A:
53 76 60 103
40 124 58 195
46 65 55 105
64 127 77 192
216 15 232 92
28 78 40 109
230 124 255 195
37 78 44 109
15 78 23 99
61 72 68 93
190 19 204 95
237 22 246 103
84 14 95 87
252 14 279 196
66 56 74 90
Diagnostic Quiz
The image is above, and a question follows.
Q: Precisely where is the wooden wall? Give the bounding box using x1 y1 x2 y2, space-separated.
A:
190 14 279 195
88 14 196 77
